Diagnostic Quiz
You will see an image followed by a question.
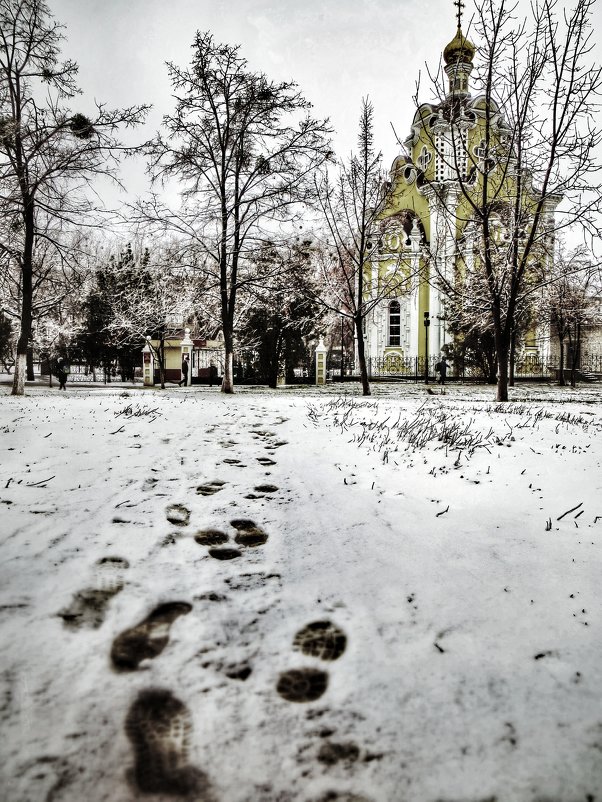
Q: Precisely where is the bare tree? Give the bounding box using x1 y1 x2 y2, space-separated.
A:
411 0 602 400
316 98 414 396
143 31 332 394
544 245 596 387
0 0 149 395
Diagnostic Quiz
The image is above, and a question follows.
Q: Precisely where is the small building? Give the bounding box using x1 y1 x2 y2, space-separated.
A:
145 329 225 385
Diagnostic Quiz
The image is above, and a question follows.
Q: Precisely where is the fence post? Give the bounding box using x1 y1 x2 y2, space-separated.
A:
315 338 328 385
180 328 193 386
142 338 155 386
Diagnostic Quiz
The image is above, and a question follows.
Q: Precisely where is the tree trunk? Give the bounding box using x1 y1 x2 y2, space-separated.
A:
569 323 580 388
12 305 32 397
221 321 235 394
558 336 565 386
12 203 34 396
26 346 35 381
12 351 27 395
159 336 165 389
508 331 516 388
355 315 371 396
267 348 280 389
496 337 510 402
222 350 234 393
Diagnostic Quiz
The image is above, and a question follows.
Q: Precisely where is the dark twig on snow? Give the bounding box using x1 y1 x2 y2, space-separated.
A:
557 502 583 521
26 476 55 487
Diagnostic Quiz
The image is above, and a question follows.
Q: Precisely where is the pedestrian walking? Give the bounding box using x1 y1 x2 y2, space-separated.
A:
209 362 218 387
56 358 69 390
179 355 190 386
436 356 449 385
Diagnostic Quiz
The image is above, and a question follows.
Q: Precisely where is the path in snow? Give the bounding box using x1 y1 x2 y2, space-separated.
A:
0 384 601 802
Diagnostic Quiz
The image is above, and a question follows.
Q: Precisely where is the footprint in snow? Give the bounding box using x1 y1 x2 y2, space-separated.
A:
194 528 229 546
194 519 269 560
253 484 279 494
277 621 347 703
293 621 347 662
196 480 226 496
125 688 214 798
276 668 328 703
208 547 242 561
111 601 192 671
58 556 129 630
166 504 190 526
231 519 269 547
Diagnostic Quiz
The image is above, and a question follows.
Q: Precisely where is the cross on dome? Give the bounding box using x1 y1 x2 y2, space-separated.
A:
454 0 465 28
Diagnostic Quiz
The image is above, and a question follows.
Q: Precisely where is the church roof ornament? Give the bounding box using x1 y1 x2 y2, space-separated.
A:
443 26 476 66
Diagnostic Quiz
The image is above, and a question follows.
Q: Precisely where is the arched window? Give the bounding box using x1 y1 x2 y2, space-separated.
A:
388 300 401 346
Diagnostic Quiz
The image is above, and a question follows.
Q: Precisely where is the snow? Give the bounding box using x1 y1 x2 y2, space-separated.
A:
1 380 601 802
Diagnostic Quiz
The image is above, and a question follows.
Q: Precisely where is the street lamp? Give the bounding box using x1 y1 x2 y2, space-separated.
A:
423 311 430 384
340 311 345 379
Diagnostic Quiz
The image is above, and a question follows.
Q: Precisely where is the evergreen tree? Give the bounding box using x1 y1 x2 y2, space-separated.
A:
239 241 324 387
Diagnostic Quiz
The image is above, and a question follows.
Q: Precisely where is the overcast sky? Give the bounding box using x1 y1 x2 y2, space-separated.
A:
48 0 468 204
50 0 602 210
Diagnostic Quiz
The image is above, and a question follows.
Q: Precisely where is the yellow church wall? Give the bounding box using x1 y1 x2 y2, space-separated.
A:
363 22 553 365
418 277 430 355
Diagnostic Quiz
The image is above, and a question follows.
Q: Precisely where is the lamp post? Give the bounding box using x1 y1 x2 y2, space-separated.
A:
340 312 345 379
423 311 430 384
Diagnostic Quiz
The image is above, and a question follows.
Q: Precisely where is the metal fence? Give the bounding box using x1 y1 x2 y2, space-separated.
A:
325 354 552 382
580 353 602 373
43 364 138 383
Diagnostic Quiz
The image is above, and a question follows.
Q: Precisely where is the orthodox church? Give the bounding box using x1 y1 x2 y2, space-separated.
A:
362 14 556 369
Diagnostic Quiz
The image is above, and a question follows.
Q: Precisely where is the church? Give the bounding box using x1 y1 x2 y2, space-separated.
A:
362 14 557 372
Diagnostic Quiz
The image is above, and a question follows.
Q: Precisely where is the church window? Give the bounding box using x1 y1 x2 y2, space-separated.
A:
388 300 401 346
435 133 444 181
474 139 496 173
456 128 468 179
474 139 488 160
417 145 432 173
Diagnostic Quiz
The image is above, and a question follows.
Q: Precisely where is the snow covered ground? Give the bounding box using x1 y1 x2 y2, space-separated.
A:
1 381 601 802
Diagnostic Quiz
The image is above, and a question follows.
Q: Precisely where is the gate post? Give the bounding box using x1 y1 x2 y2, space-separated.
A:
315 338 328 385
180 327 193 386
142 337 154 386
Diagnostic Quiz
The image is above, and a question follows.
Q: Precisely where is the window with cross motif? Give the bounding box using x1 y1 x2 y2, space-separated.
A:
474 139 496 173
417 145 432 173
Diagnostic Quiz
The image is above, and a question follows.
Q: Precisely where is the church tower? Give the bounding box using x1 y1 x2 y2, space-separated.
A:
362 5 553 375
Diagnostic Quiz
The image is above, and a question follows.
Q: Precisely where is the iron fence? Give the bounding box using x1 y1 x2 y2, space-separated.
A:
580 353 602 373
325 354 554 382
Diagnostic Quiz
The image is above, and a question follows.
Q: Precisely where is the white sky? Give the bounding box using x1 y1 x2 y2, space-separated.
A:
49 0 602 214
50 0 465 205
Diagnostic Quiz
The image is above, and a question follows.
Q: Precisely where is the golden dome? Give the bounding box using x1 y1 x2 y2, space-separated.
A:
443 27 476 65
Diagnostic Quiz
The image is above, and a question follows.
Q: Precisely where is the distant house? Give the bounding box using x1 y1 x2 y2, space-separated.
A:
146 329 225 384
548 294 602 378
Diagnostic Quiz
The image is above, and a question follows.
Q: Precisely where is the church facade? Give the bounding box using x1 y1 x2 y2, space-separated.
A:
362 23 557 371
